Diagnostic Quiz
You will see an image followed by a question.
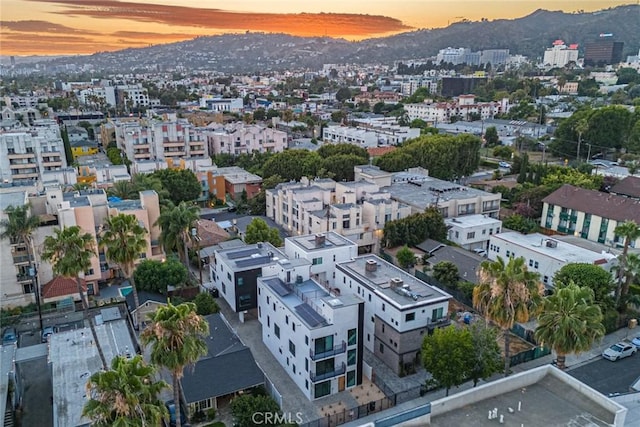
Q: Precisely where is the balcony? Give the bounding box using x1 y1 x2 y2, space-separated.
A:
9 163 37 169
164 150 186 157
13 255 31 265
427 317 451 328
7 153 35 159
163 141 184 148
310 341 346 361
310 362 346 382
16 273 31 283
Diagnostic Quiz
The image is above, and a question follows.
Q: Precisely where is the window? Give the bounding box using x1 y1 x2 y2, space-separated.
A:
467 232 475 239
305 358 309 372
543 276 549 284
529 259 534 267
432 307 444 321
237 277 244 286
289 340 296 356
347 370 356 387
314 335 334 356
405 312 415 322
534 261 539 269
286 315 289 324
305 380 309 390
274 324 280 338
267 316 270 327
506 250 511 258
314 381 331 398
347 349 356 366
379 343 384 354
222 283 226 294
293 364 296 374
292 323 296 332
348 329 357 346
312 257 323 265
382 324 385 333
382 303 385 312
305 336 309 345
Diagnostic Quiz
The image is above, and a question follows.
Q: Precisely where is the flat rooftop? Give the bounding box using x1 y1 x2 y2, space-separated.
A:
387 177 496 211
492 232 613 264
215 167 262 184
446 214 502 228
217 242 286 271
430 370 620 427
262 277 360 329
337 255 451 308
288 232 356 252
0 190 27 211
50 319 136 427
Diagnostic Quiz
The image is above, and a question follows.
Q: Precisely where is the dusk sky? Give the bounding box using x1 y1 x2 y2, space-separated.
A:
1 0 634 55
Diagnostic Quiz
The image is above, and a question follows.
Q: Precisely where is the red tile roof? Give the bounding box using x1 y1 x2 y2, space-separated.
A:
543 184 640 223
42 276 87 299
367 146 397 157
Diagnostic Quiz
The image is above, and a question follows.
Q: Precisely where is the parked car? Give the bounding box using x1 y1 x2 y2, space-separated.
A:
631 335 640 348
165 400 188 427
473 248 488 257
41 326 58 343
2 327 18 345
498 161 511 169
602 342 637 361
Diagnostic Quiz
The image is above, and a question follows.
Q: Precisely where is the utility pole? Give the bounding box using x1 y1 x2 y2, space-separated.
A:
587 143 592 162
191 226 203 289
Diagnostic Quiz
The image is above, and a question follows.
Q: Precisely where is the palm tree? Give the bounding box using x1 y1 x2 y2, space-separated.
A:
155 202 199 267
42 226 108 370
0 204 42 329
614 220 640 305
534 282 605 370
473 256 544 377
131 173 170 206
83 355 168 426
100 213 148 329
140 302 209 427
108 181 138 200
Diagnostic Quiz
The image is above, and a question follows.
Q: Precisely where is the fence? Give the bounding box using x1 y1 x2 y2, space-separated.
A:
301 396 394 427
263 374 283 408
509 346 551 367
413 270 474 308
378 250 394 264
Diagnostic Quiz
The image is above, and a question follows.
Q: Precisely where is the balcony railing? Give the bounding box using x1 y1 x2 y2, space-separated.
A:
16 273 32 282
13 255 31 264
427 317 451 328
310 341 346 361
310 362 346 382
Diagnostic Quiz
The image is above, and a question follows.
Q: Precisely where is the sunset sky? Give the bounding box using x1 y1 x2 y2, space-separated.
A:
0 0 634 56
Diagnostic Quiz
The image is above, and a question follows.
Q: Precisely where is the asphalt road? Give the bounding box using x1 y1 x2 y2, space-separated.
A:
568 352 640 396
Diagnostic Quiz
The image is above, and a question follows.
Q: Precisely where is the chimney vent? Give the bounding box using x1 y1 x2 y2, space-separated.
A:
390 277 404 288
365 259 377 272
315 233 326 247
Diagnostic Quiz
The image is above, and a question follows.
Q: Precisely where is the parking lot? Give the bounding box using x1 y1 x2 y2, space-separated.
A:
568 352 640 396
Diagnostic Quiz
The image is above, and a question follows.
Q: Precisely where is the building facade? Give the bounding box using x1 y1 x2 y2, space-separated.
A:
445 214 503 251
206 123 287 155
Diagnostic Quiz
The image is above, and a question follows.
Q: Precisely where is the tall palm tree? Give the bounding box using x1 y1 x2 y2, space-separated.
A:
473 256 544 377
0 204 43 329
155 202 199 267
614 220 640 305
100 213 148 329
534 282 605 370
83 355 168 426
140 302 209 427
42 226 108 370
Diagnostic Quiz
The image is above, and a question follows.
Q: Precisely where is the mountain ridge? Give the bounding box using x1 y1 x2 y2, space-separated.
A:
27 5 640 73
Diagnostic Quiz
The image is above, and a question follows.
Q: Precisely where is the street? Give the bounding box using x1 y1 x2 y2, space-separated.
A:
568 353 640 396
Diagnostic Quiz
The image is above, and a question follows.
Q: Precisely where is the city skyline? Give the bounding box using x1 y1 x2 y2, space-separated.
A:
1 0 634 56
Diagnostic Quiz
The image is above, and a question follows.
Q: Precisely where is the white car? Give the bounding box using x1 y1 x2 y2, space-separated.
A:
498 161 511 169
631 336 640 348
602 342 637 361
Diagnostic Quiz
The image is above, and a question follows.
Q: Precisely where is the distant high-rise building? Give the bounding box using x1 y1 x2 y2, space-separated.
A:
584 37 624 66
10 56 15 67
543 40 579 68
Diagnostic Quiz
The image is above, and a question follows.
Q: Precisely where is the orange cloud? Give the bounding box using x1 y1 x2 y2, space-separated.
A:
1 20 97 34
27 0 412 37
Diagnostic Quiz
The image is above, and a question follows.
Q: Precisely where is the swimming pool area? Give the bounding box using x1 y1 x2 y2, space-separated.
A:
119 286 133 297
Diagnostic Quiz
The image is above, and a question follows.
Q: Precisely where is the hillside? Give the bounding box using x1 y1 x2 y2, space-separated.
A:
35 5 640 73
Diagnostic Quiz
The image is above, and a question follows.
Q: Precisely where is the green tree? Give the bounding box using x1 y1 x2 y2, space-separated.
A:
133 258 188 295
382 207 447 248
244 218 283 247
502 214 538 234
473 256 544 377
492 146 512 160
42 226 108 370
156 202 199 267
82 355 168 426
335 87 352 102
193 292 220 316
553 263 615 308
154 169 201 205
614 220 640 305
100 213 148 328
432 261 459 287
140 302 209 427
131 174 170 205
396 246 416 269
484 126 500 147
421 325 473 396
535 283 605 369
230 393 282 427
108 181 138 200
468 323 502 387
0 204 42 327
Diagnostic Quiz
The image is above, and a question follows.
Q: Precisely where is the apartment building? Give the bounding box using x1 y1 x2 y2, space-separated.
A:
206 123 287 155
215 166 263 200
258 270 364 400
266 176 411 253
322 124 419 147
541 184 640 249
404 95 509 123
542 40 579 68
116 84 150 108
284 232 358 288
445 214 503 251
335 256 451 375
211 242 292 313
199 96 243 113
0 120 67 184
488 232 617 288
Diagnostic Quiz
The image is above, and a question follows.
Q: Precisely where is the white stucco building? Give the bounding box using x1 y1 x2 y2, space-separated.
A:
445 214 503 251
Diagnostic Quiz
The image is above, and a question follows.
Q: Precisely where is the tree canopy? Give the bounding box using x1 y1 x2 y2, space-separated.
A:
133 258 188 294
553 263 614 308
153 168 201 205
421 325 473 396
374 133 481 180
383 207 447 248
244 218 283 247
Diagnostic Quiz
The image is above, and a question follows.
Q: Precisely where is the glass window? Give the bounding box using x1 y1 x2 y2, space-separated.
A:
405 312 415 322
347 370 356 387
274 324 280 338
348 329 357 346
347 349 356 366
289 340 296 356
314 381 331 398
